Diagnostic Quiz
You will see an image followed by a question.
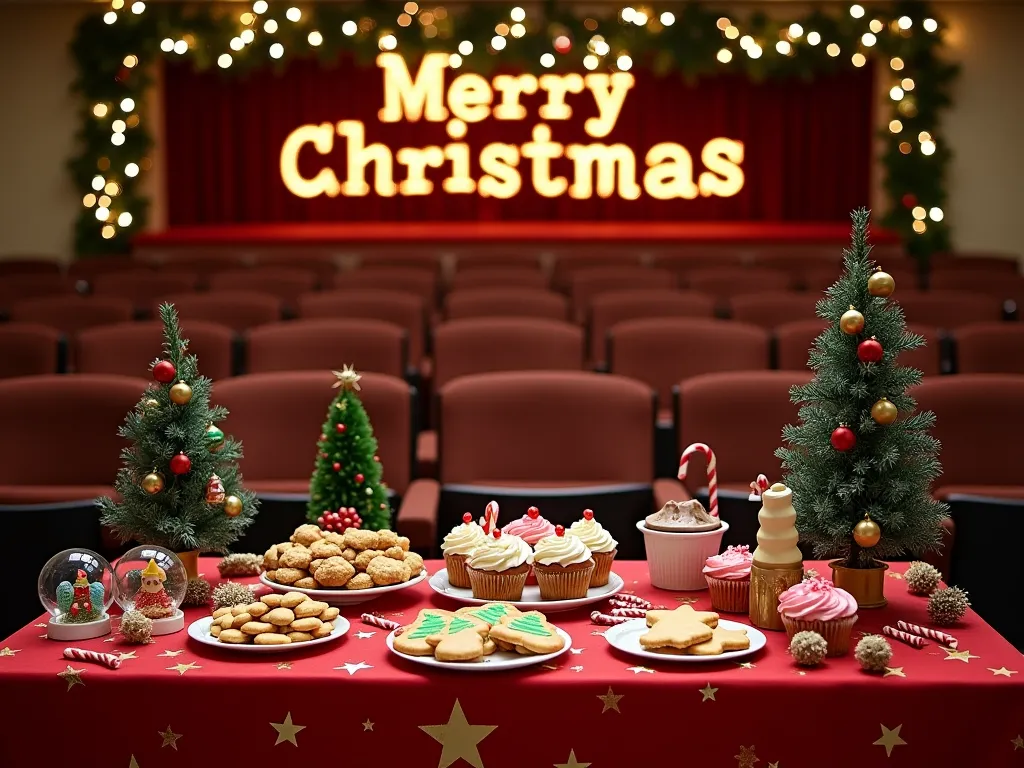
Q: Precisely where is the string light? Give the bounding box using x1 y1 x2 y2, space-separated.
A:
308 30 324 46
912 206 927 220
869 19 883 33
103 12 117 25
99 194 112 206
112 119 126 133
902 78 915 91
826 43 840 57
890 86 905 101
448 53 462 68
83 193 97 207
218 54 232 68
160 38 174 52
898 16 912 30
912 220 926 234
240 12 255 26
253 0 269 14
342 21 357 36
776 40 791 55
861 33 876 46
112 0 124 8
495 23 510 36
511 23 525 38
491 35 506 51
740 35 753 50
125 163 140 177
404 2 419 13
583 54 598 69
807 31 821 45
788 23 803 38
660 12 675 26
91 176 104 191
717 48 732 63
118 212 133 227
286 7 301 22
511 7 526 22
398 13 412 27
725 26 739 40
131 2 145 14
540 53 555 68
111 133 125 146
173 40 188 54
899 142 912 154
458 40 473 55
748 44 763 59
102 225 116 239
849 5 865 19
241 29 255 44
918 131 932 142
95 207 110 221
923 18 938 33
125 115 139 128
620 7 636 24
852 52 866 67
921 140 936 155
93 104 108 118
378 34 396 50
890 57 904 71
270 42 284 58
929 207 944 222
616 53 633 70
889 120 902 133
592 38 610 56
230 37 244 51
632 10 649 26
716 18 730 30
123 55 138 68
265 19 278 33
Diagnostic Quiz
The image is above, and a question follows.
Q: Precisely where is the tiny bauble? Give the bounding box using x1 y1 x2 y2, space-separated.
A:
868 269 896 298
142 471 165 494
355 473 365 483
204 423 225 453
169 381 193 405
831 425 856 452
336 423 347 434
839 305 865 335
205 474 226 504
152 360 176 383
853 514 881 547
857 336 884 363
169 452 191 475
871 398 898 425
144 398 160 411
224 495 243 517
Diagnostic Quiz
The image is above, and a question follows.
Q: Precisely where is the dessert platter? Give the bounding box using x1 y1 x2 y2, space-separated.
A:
604 605 767 663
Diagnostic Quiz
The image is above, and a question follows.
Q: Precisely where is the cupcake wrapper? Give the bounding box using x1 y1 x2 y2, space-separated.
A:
524 564 537 586
781 614 858 657
589 550 616 588
467 567 528 601
444 553 471 589
535 562 596 600
705 575 750 613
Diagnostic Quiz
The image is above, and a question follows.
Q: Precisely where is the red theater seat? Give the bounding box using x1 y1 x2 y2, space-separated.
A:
445 288 569 323
66 256 137 282
685 268 790 301
159 253 250 275
9 295 133 334
651 252 747 276
334 268 438 307
895 291 1004 328
552 253 643 290
358 254 442 275
570 267 676 321
450 268 548 291
0 258 62 277
803 265 919 293
729 293 821 327
0 323 63 378
455 253 542 272
0 274 76 312
161 291 282 333
75 321 235 380
92 270 197 312
209 268 319 307
246 319 408 377
253 255 338 284
954 323 1024 374
931 254 1020 275
929 272 1024 307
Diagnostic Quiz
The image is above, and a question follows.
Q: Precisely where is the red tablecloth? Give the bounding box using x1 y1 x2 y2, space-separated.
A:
1 560 1021 768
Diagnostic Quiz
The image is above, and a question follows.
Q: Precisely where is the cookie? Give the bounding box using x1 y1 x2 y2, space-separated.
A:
345 528 379 551
294 577 319 589
274 567 307 585
397 536 411 552
281 592 309 608
403 551 425 576
247 602 270 618
341 548 357 562
254 632 291 645
313 556 355 588
290 617 323 633
277 542 294 552
308 559 324 575
230 612 253 629
683 626 751 655
218 628 248 644
263 544 280 571
240 621 275 635
291 524 323 547
425 615 491 662
639 605 717 651
322 531 346 548
319 606 340 622
280 547 313 570
393 610 456 656
212 606 233 619
294 600 329 618
210 624 222 637
265 607 296 626
231 604 250 616
455 603 522 627
313 621 334 638
310 540 343 559
287 631 314 643
354 549 384 571
488 611 565 655
367 556 411 586
346 573 374 590
217 614 236 630
261 594 284 608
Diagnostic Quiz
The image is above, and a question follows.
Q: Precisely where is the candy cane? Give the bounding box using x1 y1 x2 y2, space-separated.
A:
882 626 927 649
609 594 651 608
748 474 770 502
591 611 632 626
479 500 500 535
610 608 648 618
63 647 121 670
678 443 718 517
896 621 958 649
361 613 401 632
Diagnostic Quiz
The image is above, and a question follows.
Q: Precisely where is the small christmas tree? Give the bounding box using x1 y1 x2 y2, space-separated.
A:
307 365 391 530
98 303 258 552
777 209 948 568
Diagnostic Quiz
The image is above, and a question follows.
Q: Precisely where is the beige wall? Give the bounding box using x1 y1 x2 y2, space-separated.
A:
0 2 1020 263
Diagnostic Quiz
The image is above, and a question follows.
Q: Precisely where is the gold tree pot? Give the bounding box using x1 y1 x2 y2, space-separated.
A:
176 550 200 580
830 559 888 609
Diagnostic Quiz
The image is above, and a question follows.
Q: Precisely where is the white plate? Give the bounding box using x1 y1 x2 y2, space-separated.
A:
258 569 427 606
386 626 572 671
187 614 351 653
604 617 767 662
428 568 623 613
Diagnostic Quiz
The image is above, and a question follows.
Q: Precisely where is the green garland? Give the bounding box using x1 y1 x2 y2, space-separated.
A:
70 1 956 258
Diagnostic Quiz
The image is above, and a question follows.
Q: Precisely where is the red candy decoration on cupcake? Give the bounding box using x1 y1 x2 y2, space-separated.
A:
527 506 540 519
555 525 565 536
462 512 473 524
502 504 555 545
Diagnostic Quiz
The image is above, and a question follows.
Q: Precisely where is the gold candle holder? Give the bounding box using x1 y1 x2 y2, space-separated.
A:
749 560 804 631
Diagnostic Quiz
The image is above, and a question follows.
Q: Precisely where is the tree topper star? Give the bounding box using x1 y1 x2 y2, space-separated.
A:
332 365 362 391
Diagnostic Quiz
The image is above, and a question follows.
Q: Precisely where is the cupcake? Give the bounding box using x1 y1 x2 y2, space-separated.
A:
502 506 556 585
465 529 533 601
777 577 859 656
533 525 595 600
441 512 487 588
703 545 753 613
569 509 618 587
637 499 728 591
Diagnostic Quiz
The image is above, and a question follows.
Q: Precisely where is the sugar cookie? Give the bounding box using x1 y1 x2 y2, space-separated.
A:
488 611 565 655
639 605 717 650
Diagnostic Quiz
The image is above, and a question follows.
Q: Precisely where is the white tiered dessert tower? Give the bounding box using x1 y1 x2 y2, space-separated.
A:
749 482 804 630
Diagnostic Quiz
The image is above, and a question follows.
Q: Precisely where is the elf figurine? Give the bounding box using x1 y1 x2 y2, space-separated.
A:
133 559 174 619
56 569 105 624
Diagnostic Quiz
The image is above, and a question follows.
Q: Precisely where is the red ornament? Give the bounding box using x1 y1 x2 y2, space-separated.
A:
355 473 364 483
492 529 502 539
831 426 856 452
169 452 191 475
902 193 917 209
554 34 571 54
583 508 595 520
321 452 329 459
373 455 381 462
555 525 565 536
462 512 473 523
333 462 341 471
153 360 176 383
527 506 539 519
857 337 884 363
319 433 327 442
336 423 347 434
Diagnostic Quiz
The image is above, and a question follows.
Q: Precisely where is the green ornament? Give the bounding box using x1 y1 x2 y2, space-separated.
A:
205 424 225 453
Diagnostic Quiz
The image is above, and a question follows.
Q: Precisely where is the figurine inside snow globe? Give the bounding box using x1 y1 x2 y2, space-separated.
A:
113 546 187 635
38 548 114 641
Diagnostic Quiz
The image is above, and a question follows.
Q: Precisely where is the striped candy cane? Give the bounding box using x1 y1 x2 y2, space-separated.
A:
610 608 648 618
610 594 651 608
882 626 927 649
479 500 500 535
361 613 401 631
590 611 632 626
896 621 958 649
678 443 718 517
748 474 770 502
63 647 121 669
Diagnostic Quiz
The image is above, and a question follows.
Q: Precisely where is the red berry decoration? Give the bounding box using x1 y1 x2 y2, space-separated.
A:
332 462 341 471
169 452 191 475
583 508 595 520
857 337 884 363
462 512 473 523
492 529 502 539
319 433 327 442
527 506 539 519
831 425 856 452
355 473 364 483
336 423 347 434
373 455 381 462
152 360 176 383
555 525 565 536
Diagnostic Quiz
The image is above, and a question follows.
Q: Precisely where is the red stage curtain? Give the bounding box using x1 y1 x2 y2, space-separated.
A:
163 58 873 225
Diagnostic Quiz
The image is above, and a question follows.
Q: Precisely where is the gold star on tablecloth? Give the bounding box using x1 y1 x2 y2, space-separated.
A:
884 667 906 678
355 631 376 639
888 572 904 580
158 725 182 750
1012 735 1023 751
167 661 202 675
873 724 907 757
0 647 20 657
988 667 1018 677
570 665 584 672
943 648 979 663
277 662 292 670
700 683 718 702
626 665 654 674
271 712 306 747
597 687 623 713
541 664 561 671
33 623 47 628
737 662 756 669
118 651 138 662
332 364 362 391
735 745 759 768
419 699 496 768
796 671 806 676
363 719 374 731
675 597 699 604
590 631 605 637
554 749 592 768
58 665 85 691
157 649 185 657
104 636 117 642
129 756 139 768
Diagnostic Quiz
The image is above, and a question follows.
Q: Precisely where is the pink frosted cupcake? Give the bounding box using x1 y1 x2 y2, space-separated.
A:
703 545 753 613
569 509 618 587
502 506 555 585
778 577 859 657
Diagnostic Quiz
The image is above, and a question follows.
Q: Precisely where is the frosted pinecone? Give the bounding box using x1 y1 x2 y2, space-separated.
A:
855 635 893 672
789 631 827 666
217 553 262 578
211 581 255 610
928 586 970 627
183 577 211 607
119 610 153 644
904 561 942 596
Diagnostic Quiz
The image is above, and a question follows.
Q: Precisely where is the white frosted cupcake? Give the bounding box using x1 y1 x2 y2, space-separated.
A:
465 529 533 600
569 509 618 587
442 512 487 588
533 525 595 600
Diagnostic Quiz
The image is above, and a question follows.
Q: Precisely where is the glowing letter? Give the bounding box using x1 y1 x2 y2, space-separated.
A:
643 143 698 200
521 124 567 198
396 146 444 195
478 143 522 199
583 73 635 138
538 74 584 120
448 73 493 123
377 52 448 122
337 120 396 197
492 74 539 120
565 143 640 199
280 123 341 198
443 143 476 193
698 138 745 197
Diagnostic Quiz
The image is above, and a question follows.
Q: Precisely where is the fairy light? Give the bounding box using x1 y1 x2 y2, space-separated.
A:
511 23 525 38
93 104 108 118
218 54 232 68
869 19 883 33
101 225 116 239
103 12 117 25
99 194 112 207
890 86 905 101
923 18 938 33
265 19 278 33
240 12 255 26
379 34 396 51
748 44 763 59
117 212 133 227
788 23 803 38
592 38 610 56
448 53 462 68
898 16 912 30
286 7 301 22
716 18 730 30
342 21 357 36
91 176 104 191
632 10 649 26
111 133 125 146
83 193 97 207
540 53 555 68
807 31 821 46
112 119 126 133
511 7 526 22
458 40 473 55
912 220 926 234
620 7 636 24
890 57 904 71
125 163 139 177
491 35 506 51
850 5 865 19
740 35 754 50
583 54 598 70
173 40 188 55
861 33 876 46
912 206 927 220
112 0 124 8
717 48 733 63
776 40 791 55
120 98 134 113
123 55 138 68
308 30 324 46
725 26 739 40
889 120 903 133
899 142 912 154
241 29 255 44
902 78 915 91
160 38 174 52
230 37 244 51
826 43 840 57
253 0 269 13
95 207 110 221
495 23 510 36
918 131 932 142
398 14 412 27
270 42 284 58
131 2 145 14
616 53 633 70
852 53 866 67
660 12 675 26
404 2 419 13
929 207 944 222
921 140 936 155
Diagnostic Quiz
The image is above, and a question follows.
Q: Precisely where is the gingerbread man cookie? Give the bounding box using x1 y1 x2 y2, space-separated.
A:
639 605 718 650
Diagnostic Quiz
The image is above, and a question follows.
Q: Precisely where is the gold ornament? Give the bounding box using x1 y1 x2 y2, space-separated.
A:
840 305 865 335
169 381 193 405
223 495 243 517
142 471 165 495
144 398 159 410
868 268 896 298
871 397 898 425
853 514 882 547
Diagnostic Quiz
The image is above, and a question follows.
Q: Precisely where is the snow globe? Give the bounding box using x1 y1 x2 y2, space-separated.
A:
113 545 187 635
38 548 114 641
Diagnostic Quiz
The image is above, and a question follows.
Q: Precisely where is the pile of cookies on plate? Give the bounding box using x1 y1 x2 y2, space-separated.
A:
263 523 424 590
208 591 340 645
393 603 565 663
639 605 751 655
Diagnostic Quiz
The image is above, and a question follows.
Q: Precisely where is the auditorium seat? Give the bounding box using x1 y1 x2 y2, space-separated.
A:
299 289 426 369
210 268 319 309
450 268 548 291
0 323 63 378
954 323 1024 374
729 293 821 327
929 272 1024 309
91 270 197 313
569 267 676 321
455 253 542 272
445 288 569 322
0 273 76 313
159 252 250 277
0 258 61 277
589 289 716 366
652 252 747 276
66 256 137 282
76 321 235 380
358 253 442 275
931 254 1020 275
552 253 643 290
685 268 790 301
253 254 338 284
246 318 408 378
895 291 1004 328
333 267 438 308
608 318 770 421
0 374 144 504
754 253 843 279
775 320 943 375
161 291 283 333
9 295 133 333
802 265 920 293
